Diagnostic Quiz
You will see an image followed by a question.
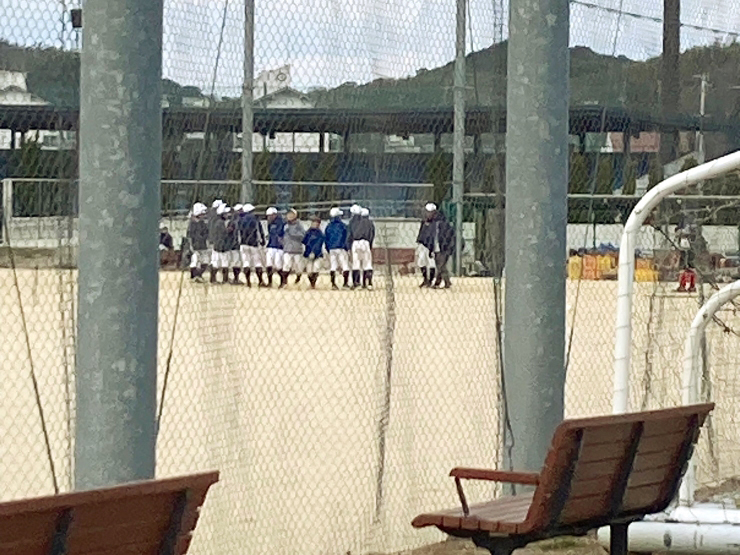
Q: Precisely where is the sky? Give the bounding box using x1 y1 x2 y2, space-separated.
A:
3 0 740 96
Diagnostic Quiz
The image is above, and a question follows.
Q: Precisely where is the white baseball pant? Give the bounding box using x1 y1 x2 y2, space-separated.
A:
282 253 304 273
351 240 373 271
212 251 231 269
228 250 241 268
304 257 322 274
266 247 284 269
240 245 263 269
416 244 436 269
329 249 350 272
190 249 211 268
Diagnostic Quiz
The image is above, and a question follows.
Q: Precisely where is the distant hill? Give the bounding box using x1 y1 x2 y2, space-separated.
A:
4 38 740 122
309 41 740 122
0 40 203 108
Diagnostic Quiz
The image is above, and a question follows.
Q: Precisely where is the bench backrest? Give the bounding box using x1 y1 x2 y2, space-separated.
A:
524 404 713 534
0 471 218 555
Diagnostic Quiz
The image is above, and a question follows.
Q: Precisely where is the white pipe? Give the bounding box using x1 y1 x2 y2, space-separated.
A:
613 150 740 414
597 521 740 555
679 280 740 506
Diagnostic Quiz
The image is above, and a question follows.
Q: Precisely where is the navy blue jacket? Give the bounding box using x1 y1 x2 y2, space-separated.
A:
238 213 265 247
266 216 284 249
302 228 325 258
225 217 240 251
187 218 208 251
324 218 348 251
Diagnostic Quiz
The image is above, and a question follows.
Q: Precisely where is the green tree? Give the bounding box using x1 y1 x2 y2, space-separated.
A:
622 156 637 195
679 156 701 195
292 155 311 208
425 151 452 205
253 152 276 206
482 154 503 194
569 152 589 194
647 154 664 190
595 157 614 195
315 154 338 211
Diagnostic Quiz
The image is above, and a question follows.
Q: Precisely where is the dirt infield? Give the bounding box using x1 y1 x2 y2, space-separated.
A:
1 270 739 555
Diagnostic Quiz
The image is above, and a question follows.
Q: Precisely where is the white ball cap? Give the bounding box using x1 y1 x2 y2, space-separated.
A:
243 203 255 213
350 204 362 215
329 207 343 218
212 199 224 209
216 204 229 215
233 203 243 212
266 207 278 216
425 202 437 212
360 208 369 217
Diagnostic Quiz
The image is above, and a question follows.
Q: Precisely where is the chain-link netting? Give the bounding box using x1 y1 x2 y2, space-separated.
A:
4 0 740 554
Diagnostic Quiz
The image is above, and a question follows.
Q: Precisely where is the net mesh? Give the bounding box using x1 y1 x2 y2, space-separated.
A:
3 0 740 554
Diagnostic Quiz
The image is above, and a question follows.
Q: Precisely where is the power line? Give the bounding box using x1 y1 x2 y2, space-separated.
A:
571 0 740 38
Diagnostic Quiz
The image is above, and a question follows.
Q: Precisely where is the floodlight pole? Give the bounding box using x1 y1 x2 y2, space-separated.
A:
242 0 255 203
452 0 466 276
75 0 163 489
503 0 569 473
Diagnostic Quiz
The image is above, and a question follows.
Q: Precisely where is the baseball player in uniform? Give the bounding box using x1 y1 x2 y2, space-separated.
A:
210 203 230 284
186 202 209 282
324 207 350 289
302 216 325 289
350 207 375 289
280 208 306 288
265 207 284 287
225 205 241 284
237 203 266 287
416 203 437 287
347 204 362 287
207 199 225 279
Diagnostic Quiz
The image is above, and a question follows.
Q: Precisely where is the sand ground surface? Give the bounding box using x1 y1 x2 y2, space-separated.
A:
1 270 738 554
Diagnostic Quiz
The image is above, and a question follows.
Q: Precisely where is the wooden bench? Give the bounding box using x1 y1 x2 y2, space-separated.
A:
372 248 416 274
0 471 219 555
412 404 713 555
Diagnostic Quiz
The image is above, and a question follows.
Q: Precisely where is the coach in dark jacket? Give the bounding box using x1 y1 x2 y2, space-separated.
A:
430 208 455 289
238 207 265 247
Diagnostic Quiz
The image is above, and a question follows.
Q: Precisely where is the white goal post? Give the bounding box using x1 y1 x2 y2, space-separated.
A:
613 150 740 414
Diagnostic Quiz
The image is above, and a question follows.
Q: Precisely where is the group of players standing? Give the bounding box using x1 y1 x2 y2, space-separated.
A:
186 200 376 290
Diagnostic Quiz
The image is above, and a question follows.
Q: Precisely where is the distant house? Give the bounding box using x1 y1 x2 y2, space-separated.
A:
0 70 58 150
232 65 333 153
0 70 47 106
254 86 313 110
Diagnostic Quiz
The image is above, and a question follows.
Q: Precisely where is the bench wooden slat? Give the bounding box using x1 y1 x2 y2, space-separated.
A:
412 404 714 555
0 471 218 555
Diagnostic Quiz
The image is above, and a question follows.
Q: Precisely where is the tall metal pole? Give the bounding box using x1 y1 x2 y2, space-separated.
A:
241 0 255 203
504 0 569 472
75 0 163 490
695 73 708 165
453 0 466 276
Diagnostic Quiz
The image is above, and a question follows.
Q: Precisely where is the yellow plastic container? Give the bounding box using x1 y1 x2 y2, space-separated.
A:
582 255 601 280
568 256 583 279
636 258 655 271
635 269 658 282
598 255 613 273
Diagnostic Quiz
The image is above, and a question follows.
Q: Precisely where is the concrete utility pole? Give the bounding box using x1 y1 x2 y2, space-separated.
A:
504 0 569 472
660 0 681 166
453 0 466 275
242 0 255 203
76 0 163 490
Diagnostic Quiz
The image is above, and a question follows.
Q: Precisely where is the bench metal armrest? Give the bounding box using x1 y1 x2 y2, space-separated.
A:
450 468 540 517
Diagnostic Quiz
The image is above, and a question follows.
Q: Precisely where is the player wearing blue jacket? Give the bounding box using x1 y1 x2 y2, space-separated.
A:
302 216 325 289
324 207 350 289
264 207 284 287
